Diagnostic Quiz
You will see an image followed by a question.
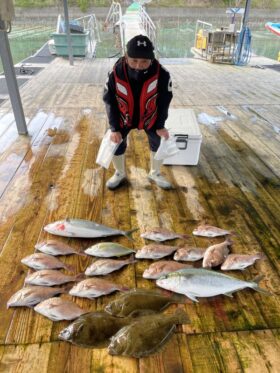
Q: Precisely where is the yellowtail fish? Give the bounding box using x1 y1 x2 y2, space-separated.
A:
21 253 73 271
135 244 179 259
69 278 129 299
156 268 271 302
35 240 86 256
140 227 189 242
202 238 232 268
85 257 136 276
25 270 83 286
85 242 135 257
34 297 87 321
221 253 265 271
143 260 192 279
44 218 138 240
108 309 190 358
193 224 232 237
174 247 206 262
7 286 65 308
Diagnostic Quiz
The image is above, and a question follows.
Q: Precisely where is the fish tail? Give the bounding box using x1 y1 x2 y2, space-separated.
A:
225 235 234 245
119 285 130 292
65 263 75 272
123 228 139 241
77 251 87 257
171 308 190 325
126 255 137 264
255 252 266 260
252 275 272 296
75 273 86 281
180 234 191 240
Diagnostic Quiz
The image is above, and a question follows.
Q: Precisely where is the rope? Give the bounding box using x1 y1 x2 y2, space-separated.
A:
233 26 252 66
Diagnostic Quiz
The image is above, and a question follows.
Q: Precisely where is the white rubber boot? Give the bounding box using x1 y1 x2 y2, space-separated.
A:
106 154 127 190
148 152 172 189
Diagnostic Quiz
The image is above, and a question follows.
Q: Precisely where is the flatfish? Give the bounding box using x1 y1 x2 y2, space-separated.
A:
108 309 190 358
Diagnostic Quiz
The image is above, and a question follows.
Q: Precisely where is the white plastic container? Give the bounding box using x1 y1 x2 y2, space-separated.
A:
96 130 122 169
163 108 202 166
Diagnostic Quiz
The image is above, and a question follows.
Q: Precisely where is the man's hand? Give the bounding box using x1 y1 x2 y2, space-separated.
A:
110 131 122 144
156 128 169 140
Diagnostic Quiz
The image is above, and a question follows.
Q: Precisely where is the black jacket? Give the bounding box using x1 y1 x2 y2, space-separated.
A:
103 57 173 132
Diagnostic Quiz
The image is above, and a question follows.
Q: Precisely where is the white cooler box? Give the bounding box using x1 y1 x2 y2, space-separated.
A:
163 108 202 166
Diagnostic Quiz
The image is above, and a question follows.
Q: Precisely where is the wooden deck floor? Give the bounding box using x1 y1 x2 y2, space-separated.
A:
0 56 279 373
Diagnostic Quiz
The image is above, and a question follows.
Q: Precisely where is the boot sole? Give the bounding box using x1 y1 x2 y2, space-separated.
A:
106 178 127 190
147 176 172 190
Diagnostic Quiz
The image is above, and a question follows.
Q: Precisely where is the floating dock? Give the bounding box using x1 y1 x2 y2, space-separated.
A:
0 49 279 372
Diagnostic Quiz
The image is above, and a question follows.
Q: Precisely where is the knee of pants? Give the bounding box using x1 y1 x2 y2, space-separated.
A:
146 131 161 152
114 139 127 155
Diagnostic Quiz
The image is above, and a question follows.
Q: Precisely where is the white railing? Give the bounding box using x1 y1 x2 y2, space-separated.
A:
104 1 125 55
139 6 156 50
75 14 101 57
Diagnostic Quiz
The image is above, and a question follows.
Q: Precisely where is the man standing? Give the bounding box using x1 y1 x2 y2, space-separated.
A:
103 34 173 190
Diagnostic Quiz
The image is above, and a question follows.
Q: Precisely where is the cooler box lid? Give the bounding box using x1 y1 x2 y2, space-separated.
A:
166 108 202 140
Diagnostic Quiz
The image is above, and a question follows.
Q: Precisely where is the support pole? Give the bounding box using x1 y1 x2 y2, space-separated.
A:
0 24 27 134
63 0 74 66
236 0 251 65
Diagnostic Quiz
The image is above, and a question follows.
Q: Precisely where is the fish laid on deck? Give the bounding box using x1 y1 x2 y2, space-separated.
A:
59 312 133 347
7 286 65 308
34 297 87 321
25 269 83 286
174 247 206 261
156 268 271 302
35 240 86 256
105 289 186 317
44 218 138 239
85 257 136 276
140 227 189 242
202 238 232 268
21 253 72 271
143 260 192 279
221 253 265 270
135 244 179 259
85 242 135 257
69 278 128 299
193 225 232 237
108 309 190 358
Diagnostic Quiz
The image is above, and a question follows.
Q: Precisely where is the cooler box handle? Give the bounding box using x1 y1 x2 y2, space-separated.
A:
176 136 188 150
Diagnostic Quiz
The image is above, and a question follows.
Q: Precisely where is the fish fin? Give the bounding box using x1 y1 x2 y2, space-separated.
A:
174 308 190 324
119 286 130 292
224 291 234 298
252 275 273 296
123 228 139 241
75 273 86 281
77 251 87 257
65 264 75 272
185 293 199 302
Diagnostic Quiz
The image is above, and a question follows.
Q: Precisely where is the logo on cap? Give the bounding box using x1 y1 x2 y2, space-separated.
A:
137 41 147 47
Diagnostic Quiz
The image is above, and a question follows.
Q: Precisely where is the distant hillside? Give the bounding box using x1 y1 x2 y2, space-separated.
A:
14 0 280 11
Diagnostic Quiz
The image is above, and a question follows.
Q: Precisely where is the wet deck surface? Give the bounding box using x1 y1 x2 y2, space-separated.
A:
0 56 279 372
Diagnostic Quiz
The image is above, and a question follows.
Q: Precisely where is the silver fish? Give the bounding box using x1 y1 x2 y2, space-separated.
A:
221 253 265 271
193 225 231 237
21 253 72 271
135 244 179 259
25 270 82 286
85 257 136 276
34 297 87 321
156 268 271 302
140 227 189 242
174 247 206 262
44 218 138 240
202 238 232 268
35 240 86 256
85 242 135 258
143 261 192 279
7 286 65 308
69 278 128 299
